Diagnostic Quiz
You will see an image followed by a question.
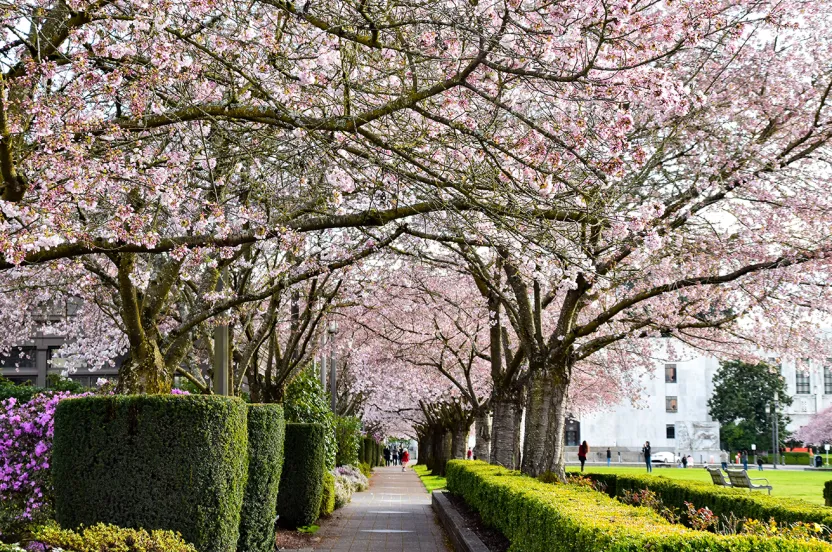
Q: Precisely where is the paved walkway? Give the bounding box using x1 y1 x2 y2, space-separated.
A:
314 466 449 552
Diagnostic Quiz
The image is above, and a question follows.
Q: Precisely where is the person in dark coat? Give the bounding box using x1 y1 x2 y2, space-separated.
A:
642 441 652 473
578 441 589 472
384 446 391 466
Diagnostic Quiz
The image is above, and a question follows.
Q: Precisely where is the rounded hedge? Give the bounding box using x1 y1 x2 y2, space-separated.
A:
238 404 286 552
276 423 325 528
52 395 249 552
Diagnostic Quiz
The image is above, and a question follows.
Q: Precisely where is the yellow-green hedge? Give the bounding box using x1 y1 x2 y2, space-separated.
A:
586 472 832 528
446 461 832 552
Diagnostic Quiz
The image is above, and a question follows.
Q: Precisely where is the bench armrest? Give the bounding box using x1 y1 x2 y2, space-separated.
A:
749 478 770 485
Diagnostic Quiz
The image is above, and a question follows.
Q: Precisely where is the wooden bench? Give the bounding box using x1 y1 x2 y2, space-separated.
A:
725 468 772 495
705 466 732 487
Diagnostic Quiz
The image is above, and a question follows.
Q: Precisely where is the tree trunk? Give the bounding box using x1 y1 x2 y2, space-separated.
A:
490 396 522 469
451 421 471 460
116 338 171 394
474 410 491 461
431 429 452 476
521 363 569 479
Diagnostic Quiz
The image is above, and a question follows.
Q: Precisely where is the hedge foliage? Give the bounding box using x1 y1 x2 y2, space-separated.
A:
32 522 198 552
52 395 248 552
320 472 336 517
447 461 832 552
334 416 361 466
276 423 325 528
238 404 286 552
283 368 336 470
585 472 832 528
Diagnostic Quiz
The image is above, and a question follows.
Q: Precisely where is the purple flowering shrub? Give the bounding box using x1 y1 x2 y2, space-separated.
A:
0 392 82 539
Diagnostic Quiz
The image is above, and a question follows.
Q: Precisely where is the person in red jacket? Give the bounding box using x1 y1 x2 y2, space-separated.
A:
401 448 410 471
578 441 589 472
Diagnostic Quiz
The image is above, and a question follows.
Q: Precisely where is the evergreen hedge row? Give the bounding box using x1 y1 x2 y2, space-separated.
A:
447 461 832 552
52 395 249 552
320 472 336 517
238 404 286 552
334 416 361 466
584 472 832 528
276 423 325 528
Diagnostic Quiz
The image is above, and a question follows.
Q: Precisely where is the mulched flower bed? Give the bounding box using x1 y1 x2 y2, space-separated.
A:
446 492 510 552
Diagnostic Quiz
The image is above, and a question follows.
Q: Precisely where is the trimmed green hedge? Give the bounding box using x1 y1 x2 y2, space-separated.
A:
758 452 811 466
584 472 832 528
320 472 336 517
276 423 325 528
238 404 286 552
334 416 361 466
52 395 249 552
447 461 832 552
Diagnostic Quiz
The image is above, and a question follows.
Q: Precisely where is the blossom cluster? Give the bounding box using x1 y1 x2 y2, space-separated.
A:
0 392 82 532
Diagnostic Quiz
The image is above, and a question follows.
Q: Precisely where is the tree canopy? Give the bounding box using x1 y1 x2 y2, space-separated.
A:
708 360 792 452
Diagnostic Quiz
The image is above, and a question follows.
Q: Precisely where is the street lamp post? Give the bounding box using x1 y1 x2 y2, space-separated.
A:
770 392 779 469
328 321 338 413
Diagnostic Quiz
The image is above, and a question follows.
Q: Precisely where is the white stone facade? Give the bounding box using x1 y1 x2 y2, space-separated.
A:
574 346 829 462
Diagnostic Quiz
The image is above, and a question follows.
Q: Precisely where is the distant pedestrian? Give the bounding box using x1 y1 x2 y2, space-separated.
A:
578 440 589 472
682 455 688 468
720 450 728 470
687 454 693 467
467 448 473 460
393 449 399 466
606 448 611 467
735 452 740 465
384 446 391 466
643 441 652 473
401 448 410 471
741 450 748 471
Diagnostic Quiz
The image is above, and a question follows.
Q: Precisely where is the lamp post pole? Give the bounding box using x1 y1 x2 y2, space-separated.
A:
328 321 338 413
213 270 229 396
772 392 779 469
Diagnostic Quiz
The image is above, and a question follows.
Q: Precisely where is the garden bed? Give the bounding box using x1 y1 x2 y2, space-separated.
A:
447 461 832 552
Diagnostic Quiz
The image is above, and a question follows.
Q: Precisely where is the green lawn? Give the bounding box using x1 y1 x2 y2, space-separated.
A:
568 465 830 505
413 464 447 492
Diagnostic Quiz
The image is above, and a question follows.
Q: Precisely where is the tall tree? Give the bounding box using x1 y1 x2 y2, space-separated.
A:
708 360 792 452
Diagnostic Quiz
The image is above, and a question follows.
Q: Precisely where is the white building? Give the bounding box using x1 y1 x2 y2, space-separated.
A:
576 353 721 462
573 347 829 462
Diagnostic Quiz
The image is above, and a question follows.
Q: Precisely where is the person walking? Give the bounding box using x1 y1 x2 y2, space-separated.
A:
720 449 729 470
606 448 611 467
384 446 391 466
741 450 749 471
392 448 399 466
681 454 688 468
643 441 652 473
401 448 410 471
757 455 764 471
467 448 473 460
578 440 589 472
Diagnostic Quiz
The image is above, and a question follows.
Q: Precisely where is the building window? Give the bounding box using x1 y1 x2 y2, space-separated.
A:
666 425 676 439
796 371 811 395
825 364 832 395
665 364 677 383
0 346 36 369
666 396 678 413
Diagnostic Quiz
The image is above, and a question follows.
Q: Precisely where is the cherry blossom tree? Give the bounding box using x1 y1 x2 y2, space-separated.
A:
795 406 832 446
